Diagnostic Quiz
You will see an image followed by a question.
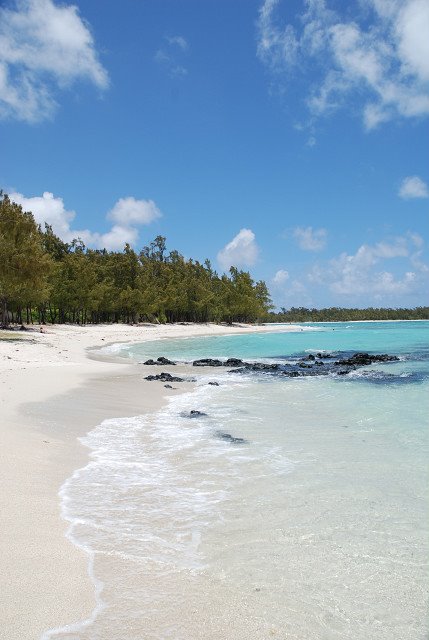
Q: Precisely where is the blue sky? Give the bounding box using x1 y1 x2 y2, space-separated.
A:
1 0 428 309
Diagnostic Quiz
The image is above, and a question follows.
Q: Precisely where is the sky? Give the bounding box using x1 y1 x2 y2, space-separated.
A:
1 0 428 309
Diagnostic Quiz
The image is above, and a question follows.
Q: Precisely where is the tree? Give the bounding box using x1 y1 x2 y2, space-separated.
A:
0 193 52 327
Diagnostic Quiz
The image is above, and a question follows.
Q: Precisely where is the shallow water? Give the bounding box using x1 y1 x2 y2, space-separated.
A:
43 322 429 639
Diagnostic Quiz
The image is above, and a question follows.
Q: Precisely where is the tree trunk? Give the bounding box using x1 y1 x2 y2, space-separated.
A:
1 298 9 328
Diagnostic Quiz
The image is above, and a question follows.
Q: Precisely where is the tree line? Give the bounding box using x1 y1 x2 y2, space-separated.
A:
0 192 272 326
1 192 427 327
266 306 429 322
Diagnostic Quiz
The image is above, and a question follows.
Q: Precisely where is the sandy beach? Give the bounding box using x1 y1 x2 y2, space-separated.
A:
0 321 305 640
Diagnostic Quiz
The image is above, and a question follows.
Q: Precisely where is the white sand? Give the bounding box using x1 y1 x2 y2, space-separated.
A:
0 321 305 639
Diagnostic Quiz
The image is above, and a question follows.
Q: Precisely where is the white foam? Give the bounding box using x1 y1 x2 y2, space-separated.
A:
43 377 287 637
96 342 132 355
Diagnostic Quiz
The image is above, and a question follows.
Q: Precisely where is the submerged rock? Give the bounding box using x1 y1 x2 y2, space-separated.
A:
193 358 223 367
245 362 280 372
215 431 248 445
334 352 399 367
208 381 220 386
181 410 208 418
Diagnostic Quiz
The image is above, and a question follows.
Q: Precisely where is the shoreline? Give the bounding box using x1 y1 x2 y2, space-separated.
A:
0 321 304 640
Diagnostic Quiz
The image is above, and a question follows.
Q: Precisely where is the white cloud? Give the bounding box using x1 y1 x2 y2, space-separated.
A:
273 269 289 285
399 175 429 199
0 0 108 123
96 225 139 252
9 190 162 251
307 234 427 298
108 197 162 226
293 226 327 251
274 278 312 308
217 228 259 271
256 0 429 129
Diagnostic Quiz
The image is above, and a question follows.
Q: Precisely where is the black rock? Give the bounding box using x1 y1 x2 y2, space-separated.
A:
208 381 220 386
145 372 185 382
143 357 176 365
215 431 248 445
164 384 173 389
335 352 399 367
224 358 245 367
157 356 176 365
193 358 223 367
298 362 312 368
188 410 208 418
301 354 315 361
246 362 280 372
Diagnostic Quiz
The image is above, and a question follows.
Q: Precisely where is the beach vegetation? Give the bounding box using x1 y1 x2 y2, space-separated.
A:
0 193 52 327
0 193 271 326
266 306 429 322
1 192 427 327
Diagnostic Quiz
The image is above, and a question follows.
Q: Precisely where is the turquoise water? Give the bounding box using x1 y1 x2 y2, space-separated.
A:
125 321 429 361
45 322 429 640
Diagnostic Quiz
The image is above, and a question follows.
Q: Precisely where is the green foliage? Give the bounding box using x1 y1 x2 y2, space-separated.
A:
0 193 52 326
0 193 272 325
266 306 429 322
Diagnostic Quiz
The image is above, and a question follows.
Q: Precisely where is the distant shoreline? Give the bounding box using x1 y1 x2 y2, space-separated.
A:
265 318 429 324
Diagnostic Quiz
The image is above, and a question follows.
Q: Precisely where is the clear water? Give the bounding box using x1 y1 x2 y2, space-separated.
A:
43 322 429 640
119 321 429 362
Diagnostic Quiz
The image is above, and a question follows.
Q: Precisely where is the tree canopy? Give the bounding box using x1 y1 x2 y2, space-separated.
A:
0 193 272 326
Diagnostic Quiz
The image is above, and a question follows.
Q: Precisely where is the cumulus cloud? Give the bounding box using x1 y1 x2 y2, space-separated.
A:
0 0 108 123
108 197 162 226
293 226 327 251
217 228 260 271
256 0 429 129
273 269 289 285
399 175 429 199
307 234 427 298
155 34 189 77
9 190 162 251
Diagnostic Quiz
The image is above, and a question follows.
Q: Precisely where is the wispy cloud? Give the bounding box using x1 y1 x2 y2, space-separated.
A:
155 34 189 77
293 226 327 251
0 0 108 123
307 234 427 299
165 35 188 51
399 175 429 199
217 228 260 271
256 0 429 129
9 191 162 251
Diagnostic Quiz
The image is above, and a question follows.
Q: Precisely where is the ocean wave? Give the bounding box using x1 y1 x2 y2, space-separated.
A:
96 342 132 356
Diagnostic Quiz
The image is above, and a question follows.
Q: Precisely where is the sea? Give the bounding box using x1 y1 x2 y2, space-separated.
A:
42 321 429 640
